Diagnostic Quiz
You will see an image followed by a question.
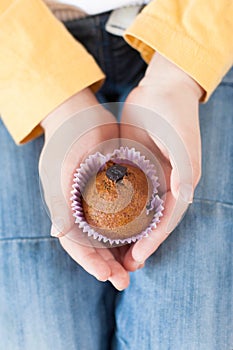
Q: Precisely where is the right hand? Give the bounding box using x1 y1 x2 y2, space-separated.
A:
120 53 204 270
39 88 130 290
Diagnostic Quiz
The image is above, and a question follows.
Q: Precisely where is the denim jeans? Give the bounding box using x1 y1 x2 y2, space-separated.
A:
0 12 232 350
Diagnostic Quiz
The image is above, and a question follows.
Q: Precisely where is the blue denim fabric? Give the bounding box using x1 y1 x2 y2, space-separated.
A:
0 13 232 350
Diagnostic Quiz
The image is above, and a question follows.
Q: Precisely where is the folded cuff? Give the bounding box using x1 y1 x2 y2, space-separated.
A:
124 11 233 102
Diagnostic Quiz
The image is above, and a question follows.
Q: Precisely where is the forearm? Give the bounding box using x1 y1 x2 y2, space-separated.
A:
0 0 104 144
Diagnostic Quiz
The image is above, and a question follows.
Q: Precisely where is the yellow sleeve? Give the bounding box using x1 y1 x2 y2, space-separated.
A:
124 0 233 101
0 0 105 144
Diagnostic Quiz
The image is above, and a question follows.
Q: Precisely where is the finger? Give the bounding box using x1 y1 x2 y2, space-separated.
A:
107 263 130 291
121 102 199 201
165 193 191 234
111 245 129 265
170 157 194 203
50 224 66 238
124 192 177 266
59 235 111 282
97 248 130 291
123 244 144 271
113 245 144 272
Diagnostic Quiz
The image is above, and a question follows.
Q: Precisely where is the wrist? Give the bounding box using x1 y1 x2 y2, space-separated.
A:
41 88 99 139
143 53 204 100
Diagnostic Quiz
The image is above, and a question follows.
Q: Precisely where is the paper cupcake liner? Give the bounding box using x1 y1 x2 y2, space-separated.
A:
70 147 164 245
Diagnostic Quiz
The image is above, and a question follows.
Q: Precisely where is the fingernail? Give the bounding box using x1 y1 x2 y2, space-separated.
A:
138 263 145 269
50 225 62 237
114 284 125 292
107 278 125 291
135 258 145 265
179 184 193 203
53 217 65 232
132 252 145 264
130 260 143 270
96 277 108 282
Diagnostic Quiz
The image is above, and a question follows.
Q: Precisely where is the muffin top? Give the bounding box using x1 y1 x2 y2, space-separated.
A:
81 161 154 240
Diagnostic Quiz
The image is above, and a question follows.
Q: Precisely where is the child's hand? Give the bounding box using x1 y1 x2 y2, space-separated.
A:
120 53 204 271
39 88 129 290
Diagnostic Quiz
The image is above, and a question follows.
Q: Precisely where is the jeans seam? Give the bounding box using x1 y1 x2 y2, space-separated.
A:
0 236 53 242
194 197 233 207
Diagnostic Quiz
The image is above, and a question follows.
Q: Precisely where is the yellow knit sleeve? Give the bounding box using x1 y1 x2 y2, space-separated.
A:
124 0 233 101
0 0 105 144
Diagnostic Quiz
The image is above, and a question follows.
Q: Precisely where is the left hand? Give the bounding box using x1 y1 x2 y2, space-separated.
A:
39 89 130 290
120 53 204 272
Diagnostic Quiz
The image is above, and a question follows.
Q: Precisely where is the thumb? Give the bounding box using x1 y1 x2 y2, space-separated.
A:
167 157 194 234
170 161 194 203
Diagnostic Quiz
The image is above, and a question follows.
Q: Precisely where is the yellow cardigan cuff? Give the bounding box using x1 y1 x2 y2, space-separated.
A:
0 0 105 144
124 1 233 101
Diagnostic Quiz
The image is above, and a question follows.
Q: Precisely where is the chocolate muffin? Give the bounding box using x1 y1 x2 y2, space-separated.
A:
81 161 154 240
